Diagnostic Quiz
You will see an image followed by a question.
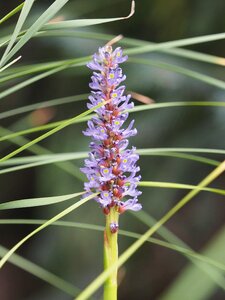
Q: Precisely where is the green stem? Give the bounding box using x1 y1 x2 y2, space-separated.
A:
104 208 119 300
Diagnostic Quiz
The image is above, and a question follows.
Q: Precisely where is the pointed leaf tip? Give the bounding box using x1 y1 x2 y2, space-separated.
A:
125 1 135 19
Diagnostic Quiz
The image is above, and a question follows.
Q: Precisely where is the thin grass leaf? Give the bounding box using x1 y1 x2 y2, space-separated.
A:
141 151 219 167
130 101 225 114
1 219 225 275
0 150 220 167
2 30 224 67
0 244 80 296
0 56 22 73
160 47 225 67
1 121 223 289
0 93 88 120
0 57 82 79
1 0 71 66
0 153 87 175
2 0 134 67
0 0 35 67
76 161 225 300
138 148 225 155
0 192 97 269
0 150 221 175
0 65 67 101
1 123 222 192
159 225 225 300
132 210 225 290
0 60 68 83
0 3 25 25
1 101 224 142
0 126 85 182
0 57 89 101
138 181 225 197
129 57 225 89
42 0 135 30
0 191 84 210
44 30 225 66
41 30 224 66
125 32 225 56
1 53 223 91
0 100 109 163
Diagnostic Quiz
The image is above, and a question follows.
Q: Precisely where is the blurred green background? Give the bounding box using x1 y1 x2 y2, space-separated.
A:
0 0 225 299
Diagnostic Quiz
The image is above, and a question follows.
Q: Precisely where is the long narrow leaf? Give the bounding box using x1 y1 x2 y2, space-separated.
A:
2 0 134 66
0 65 67 101
125 33 225 56
1 219 225 275
0 191 84 210
0 56 22 73
159 226 225 300
0 192 97 269
1 101 224 142
138 181 225 196
0 0 35 66
129 57 225 89
0 93 88 120
1 0 70 66
40 30 225 66
0 244 80 296
0 3 25 25
0 149 220 167
0 127 86 181
0 180 224 210
0 99 109 162
132 210 225 290
42 1 134 30
76 161 225 299
0 152 219 175
1 30 224 67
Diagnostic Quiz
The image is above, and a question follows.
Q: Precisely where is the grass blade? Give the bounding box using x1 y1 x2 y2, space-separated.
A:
42 0 134 30
0 150 219 166
2 0 134 66
40 30 224 66
0 192 97 269
133 210 225 290
1 30 225 66
1 219 225 275
138 147 225 155
129 57 225 89
1 0 70 66
0 3 25 25
0 149 221 175
0 56 22 73
0 127 85 182
138 181 225 197
125 32 225 56
0 93 88 120
159 225 225 300
76 161 225 299
0 0 35 67
0 65 68 101
0 244 80 296
0 191 84 210
0 100 109 162
1 101 224 142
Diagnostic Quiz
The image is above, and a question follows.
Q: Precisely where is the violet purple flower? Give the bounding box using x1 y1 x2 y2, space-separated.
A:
81 45 142 227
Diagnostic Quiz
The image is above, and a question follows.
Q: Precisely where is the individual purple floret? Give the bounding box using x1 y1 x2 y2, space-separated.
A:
81 45 142 219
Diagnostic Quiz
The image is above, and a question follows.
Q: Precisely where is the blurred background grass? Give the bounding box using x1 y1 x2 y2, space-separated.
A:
0 0 224 299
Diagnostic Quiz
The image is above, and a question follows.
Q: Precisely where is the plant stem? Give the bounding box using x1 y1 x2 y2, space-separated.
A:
103 208 119 300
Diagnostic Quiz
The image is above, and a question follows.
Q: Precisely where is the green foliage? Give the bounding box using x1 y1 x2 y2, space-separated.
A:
0 0 224 299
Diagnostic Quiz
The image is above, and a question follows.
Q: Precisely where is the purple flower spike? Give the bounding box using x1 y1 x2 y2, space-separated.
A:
81 45 142 222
